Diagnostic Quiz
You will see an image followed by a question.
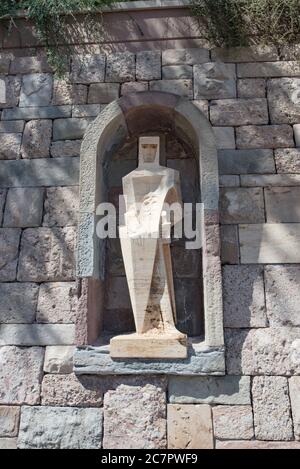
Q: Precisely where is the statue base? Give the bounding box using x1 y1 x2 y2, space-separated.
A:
110 333 188 359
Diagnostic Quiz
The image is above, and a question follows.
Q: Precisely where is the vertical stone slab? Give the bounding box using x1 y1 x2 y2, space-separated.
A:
289 377 300 440
0 228 21 281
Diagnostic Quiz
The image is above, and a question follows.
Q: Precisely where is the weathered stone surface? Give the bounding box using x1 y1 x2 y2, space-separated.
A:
275 148 300 173
150 80 192 99
220 225 239 264
220 187 265 224
37 282 77 323
41 374 103 407
211 98 268 126
238 61 300 78
44 346 74 374
236 124 294 149
0 56 10 74
0 188 6 225
265 187 300 222
194 63 236 99
21 119 52 158
106 52 135 82
223 265 266 328
53 118 91 141
268 78 300 124
168 404 213 449
241 174 300 186
0 76 6 102
162 48 209 65
192 99 209 118
121 81 148 95
289 376 300 440
237 78 266 98
71 54 105 83
0 228 21 281
0 120 25 133
52 79 87 105
103 383 166 449
239 223 300 263
0 157 79 188
19 73 53 107
0 346 44 404
0 133 22 159
4 187 44 227
0 283 38 323
213 127 235 149
162 65 192 79
18 227 76 282
169 376 250 405
88 83 120 103
265 266 300 327
0 324 75 346
216 440 300 449
0 406 20 437
2 105 72 120
18 406 103 449
213 405 254 440
212 45 278 62
0 438 17 449
0 75 21 108
43 187 79 227
218 148 275 174
50 140 81 158
10 56 51 74
136 50 161 80
294 124 300 147
252 376 293 441
225 327 300 375
72 104 101 117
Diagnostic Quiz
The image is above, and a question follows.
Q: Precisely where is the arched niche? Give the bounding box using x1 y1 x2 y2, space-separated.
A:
75 91 224 374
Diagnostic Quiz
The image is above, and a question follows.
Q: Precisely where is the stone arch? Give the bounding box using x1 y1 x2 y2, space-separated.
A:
77 91 223 351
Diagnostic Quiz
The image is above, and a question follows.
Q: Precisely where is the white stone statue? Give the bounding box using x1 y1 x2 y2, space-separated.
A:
110 136 187 358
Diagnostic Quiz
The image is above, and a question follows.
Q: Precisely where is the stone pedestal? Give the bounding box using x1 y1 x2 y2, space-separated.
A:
110 333 187 359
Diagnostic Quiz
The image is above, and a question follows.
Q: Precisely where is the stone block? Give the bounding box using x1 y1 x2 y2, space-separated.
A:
218 148 275 174
121 81 148 95
289 377 300 440
106 52 135 82
213 127 235 149
265 187 300 222
43 187 79 227
71 54 105 84
169 375 250 405
0 133 22 159
52 79 87 105
194 63 236 100
294 124 300 147
72 104 101 117
0 228 21 281
212 45 278 62
0 75 21 109
162 65 192 79
220 187 265 224
41 373 103 407
237 78 266 98
0 76 6 102
238 61 300 78
44 346 74 374
275 148 300 173
136 50 161 80
19 73 53 107
53 118 91 141
220 225 239 264
223 265 266 328
213 405 254 440
216 440 300 449
239 223 300 263
0 188 6 225
236 124 294 149
88 83 120 103
0 324 75 346
37 282 77 323
150 80 193 99
168 404 213 449
0 346 44 405
268 78 300 124
0 283 38 323
0 56 10 74
240 174 300 186
162 48 209 65
191 99 209 118
0 120 25 133
21 119 52 158
0 438 17 449
3 187 44 227
265 265 300 327
50 140 81 158
2 105 72 120
252 376 293 441
225 327 300 375
0 406 20 437
210 98 268 126
18 227 76 282
103 383 166 449
18 406 103 449
10 56 51 74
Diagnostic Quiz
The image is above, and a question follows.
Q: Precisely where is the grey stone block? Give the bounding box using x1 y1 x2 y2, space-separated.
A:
240 174 300 186
71 54 106 84
237 78 266 98
289 377 300 440
44 346 74 374
106 52 135 82
162 65 192 79
218 149 275 174
219 175 240 187
213 127 235 149
236 124 294 149
150 79 193 99
0 75 21 109
194 63 236 100
0 133 22 159
0 324 75 346
10 56 52 74
0 56 10 74
275 148 300 173
220 225 239 265
268 78 300 124
21 119 52 158
4 187 44 228
0 121 25 133
72 104 101 117
88 83 120 104
265 187 300 222
1 105 72 120
19 73 53 107
37 282 77 323
50 140 81 158
0 283 39 323
136 50 161 80
0 228 21 281
53 118 91 141
220 187 265 224
43 187 79 227
162 48 209 65
210 98 268 126
0 407 20 437
213 405 254 440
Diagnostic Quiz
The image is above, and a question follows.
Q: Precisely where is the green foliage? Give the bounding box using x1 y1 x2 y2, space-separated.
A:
191 0 300 48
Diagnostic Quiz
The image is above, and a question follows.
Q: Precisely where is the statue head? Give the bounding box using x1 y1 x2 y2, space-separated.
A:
138 136 160 166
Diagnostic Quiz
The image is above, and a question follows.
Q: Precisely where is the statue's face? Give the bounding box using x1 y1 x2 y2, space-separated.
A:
141 143 157 163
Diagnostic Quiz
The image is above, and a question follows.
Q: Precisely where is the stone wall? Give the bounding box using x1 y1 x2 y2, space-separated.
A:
1 7 300 448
